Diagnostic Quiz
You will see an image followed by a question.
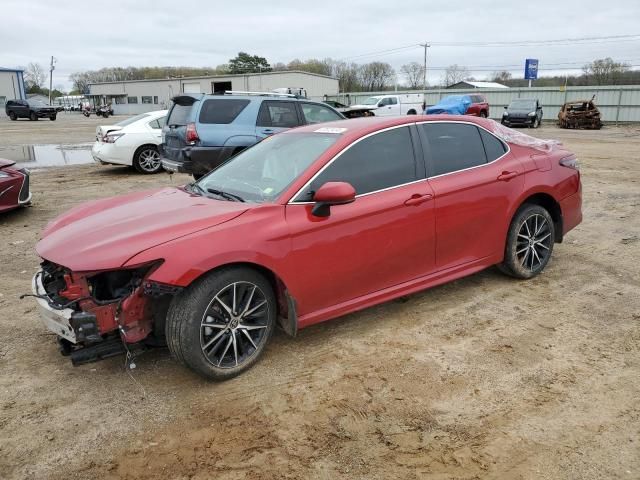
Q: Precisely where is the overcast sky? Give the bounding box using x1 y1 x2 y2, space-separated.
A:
2 0 639 90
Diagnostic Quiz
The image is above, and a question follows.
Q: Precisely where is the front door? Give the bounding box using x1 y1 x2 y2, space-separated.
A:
285 125 435 318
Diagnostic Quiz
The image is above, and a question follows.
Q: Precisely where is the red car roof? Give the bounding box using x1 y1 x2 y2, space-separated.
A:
289 115 493 142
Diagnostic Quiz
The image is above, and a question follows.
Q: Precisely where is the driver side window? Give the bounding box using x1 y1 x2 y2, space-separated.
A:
294 126 418 201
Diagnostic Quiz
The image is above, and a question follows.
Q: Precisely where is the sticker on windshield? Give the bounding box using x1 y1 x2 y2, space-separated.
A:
314 127 347 134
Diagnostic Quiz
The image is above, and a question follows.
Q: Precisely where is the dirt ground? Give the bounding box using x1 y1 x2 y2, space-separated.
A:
0 114 638 480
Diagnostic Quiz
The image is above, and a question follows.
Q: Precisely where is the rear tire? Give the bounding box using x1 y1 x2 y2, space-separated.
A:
132 145 162 174
480 111 487 118
498 204 555 279
8 112 16 121
166 267 276 380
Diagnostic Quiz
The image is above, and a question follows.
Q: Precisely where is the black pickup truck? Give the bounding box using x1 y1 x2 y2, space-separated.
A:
5 99 57 121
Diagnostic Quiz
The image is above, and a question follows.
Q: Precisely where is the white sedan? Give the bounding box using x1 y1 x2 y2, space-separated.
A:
91 110 167 174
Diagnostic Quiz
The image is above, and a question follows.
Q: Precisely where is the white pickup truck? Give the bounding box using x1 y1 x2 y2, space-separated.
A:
347 93 424 117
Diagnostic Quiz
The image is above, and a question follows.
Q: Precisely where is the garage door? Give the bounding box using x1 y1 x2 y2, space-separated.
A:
182 82 201 93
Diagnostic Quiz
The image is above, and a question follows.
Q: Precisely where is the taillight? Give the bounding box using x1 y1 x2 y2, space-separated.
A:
104 133 124 143
185 122 199 144
559 155 579 170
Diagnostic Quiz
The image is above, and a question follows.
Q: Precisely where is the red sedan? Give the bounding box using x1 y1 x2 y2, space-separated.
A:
32 116 582 379
0 158 31 213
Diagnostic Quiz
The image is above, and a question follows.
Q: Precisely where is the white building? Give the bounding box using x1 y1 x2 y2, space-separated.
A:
87 70 340 115
0 67 26 113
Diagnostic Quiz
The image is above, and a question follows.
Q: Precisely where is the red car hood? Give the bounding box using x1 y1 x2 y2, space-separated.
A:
37 187 250 271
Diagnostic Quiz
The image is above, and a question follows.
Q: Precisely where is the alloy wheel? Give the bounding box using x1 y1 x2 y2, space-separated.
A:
200 282 270 369
138 149 161 172
516 214 552 272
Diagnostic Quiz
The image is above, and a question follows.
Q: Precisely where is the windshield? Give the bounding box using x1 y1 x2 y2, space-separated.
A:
362 97 381 105
31 100 49 106
509 99 536 110
196 133 340 203
116 113 151 127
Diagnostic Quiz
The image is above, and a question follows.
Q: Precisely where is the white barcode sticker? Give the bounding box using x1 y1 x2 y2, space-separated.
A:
313 127 348 134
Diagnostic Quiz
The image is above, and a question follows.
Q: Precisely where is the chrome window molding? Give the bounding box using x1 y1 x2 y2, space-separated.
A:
287 120 511 205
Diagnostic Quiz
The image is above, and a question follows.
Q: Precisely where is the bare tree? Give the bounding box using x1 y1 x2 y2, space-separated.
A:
491 70 512 84
24 62 46 89
359 62 395 91
442 64 471 87
400 62 425 89
332 61 361 92
582 57 630 85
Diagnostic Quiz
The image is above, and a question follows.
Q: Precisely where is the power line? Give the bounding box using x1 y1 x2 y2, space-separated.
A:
338 34 640 61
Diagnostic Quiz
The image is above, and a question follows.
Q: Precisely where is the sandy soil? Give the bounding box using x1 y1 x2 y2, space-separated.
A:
0 115 638 479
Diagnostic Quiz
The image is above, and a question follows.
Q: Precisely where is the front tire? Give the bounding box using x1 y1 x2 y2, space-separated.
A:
132 145 162 174
499 204 555 279
29 112 37 121
533 117 540 128
166 267 276 380
50 115 56 121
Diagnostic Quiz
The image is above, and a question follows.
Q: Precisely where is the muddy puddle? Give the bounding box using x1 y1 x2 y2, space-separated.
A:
0 143 94 169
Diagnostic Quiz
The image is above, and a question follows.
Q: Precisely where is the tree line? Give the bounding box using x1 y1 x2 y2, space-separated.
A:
19 53 639 96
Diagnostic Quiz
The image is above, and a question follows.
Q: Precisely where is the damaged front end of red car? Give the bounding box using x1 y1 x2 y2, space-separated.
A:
31 259 180 365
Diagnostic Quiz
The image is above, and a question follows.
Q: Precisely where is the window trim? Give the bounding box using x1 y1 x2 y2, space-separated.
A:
288 124 423 204
415 120 510 180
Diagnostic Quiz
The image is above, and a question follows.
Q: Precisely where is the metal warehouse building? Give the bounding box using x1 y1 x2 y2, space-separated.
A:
0 67 26 112
88 70 339 115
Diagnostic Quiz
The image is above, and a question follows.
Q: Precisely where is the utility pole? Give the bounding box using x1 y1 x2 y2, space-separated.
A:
419 42 430 91
48 56 56 105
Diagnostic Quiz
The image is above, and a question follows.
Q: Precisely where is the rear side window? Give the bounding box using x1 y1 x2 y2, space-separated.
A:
300 103 343 124
198 99 250 124
421 123 487 176
257 101 300 128
479 129 507 161
297 126 417 199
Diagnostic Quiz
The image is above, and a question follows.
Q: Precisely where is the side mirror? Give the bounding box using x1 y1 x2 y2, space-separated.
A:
503 106 508 109
311 181 356 217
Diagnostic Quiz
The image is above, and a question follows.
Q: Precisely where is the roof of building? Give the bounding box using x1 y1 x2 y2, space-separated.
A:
88 69 337 86
449 81 509 89
0 67 24 73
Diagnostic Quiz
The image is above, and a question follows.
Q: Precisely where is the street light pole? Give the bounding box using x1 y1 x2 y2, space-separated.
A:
48 56 56 105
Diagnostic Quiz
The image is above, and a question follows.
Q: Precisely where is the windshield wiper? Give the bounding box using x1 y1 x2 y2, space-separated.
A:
206 188 245 202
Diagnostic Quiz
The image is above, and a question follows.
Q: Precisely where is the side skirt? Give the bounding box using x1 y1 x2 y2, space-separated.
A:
297 254 502 329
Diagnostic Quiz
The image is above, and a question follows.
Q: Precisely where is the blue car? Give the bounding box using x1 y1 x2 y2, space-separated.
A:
425 95 472 115
161 92 345 178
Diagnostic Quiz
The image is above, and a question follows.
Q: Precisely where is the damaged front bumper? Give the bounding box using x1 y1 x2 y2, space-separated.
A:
31 261 180 366
32 271 77 343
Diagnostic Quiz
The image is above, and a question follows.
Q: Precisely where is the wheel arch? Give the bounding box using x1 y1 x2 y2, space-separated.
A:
188 261 298 337
132 143 159 163
513 192 564 243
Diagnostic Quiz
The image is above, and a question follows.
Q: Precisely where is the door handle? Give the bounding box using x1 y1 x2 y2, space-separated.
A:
404 193 433 206
497 171 518 181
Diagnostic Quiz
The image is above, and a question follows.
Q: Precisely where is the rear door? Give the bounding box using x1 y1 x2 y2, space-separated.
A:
418 121 524 269
255 101 302 139
162 95 200 160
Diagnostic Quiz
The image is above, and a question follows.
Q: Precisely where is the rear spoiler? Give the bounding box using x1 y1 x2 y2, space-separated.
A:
171 94 202 106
